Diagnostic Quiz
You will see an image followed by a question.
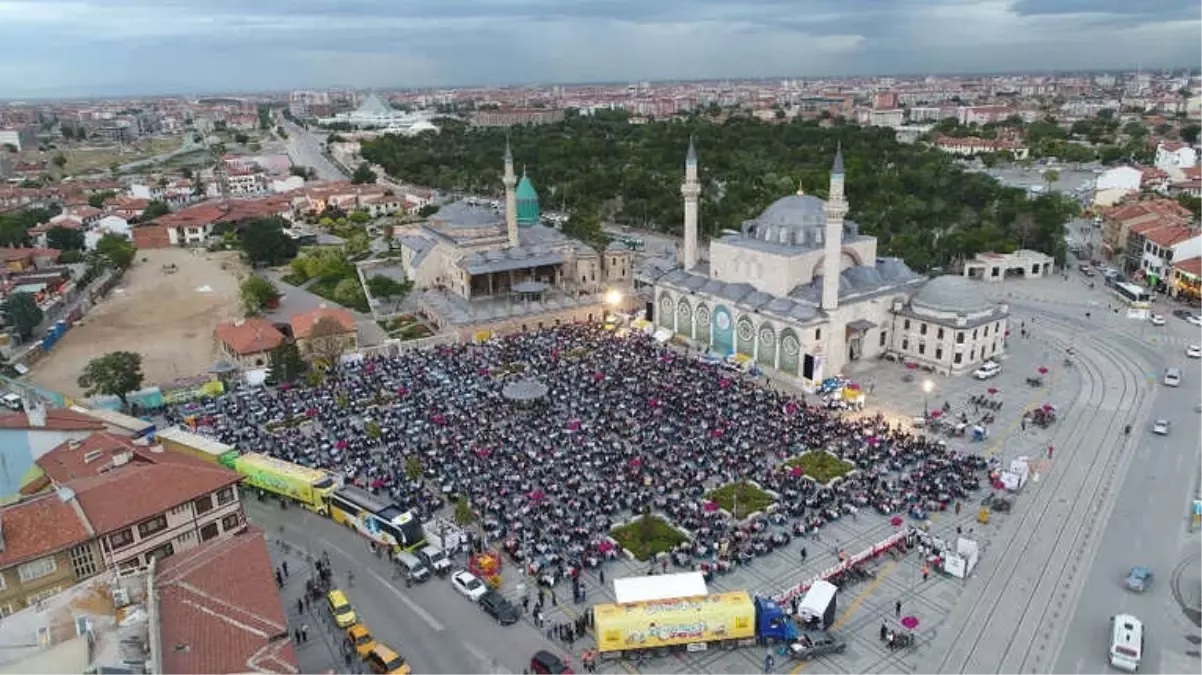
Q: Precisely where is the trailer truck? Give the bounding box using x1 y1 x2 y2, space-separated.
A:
233 452 339 515
592 591 797 657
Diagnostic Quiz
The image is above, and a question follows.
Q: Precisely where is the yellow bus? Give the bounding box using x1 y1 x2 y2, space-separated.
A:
329 485 425 553
233 452 339 515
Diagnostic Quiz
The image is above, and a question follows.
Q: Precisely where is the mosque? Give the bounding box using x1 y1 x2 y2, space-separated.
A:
394 143 636 340
318 93 439 134
649 140 1010 385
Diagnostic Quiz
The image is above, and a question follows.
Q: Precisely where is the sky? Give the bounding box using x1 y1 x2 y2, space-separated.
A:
0 0 1198 98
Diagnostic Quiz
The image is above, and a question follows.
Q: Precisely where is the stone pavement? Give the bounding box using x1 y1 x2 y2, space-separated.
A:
262 530 345 674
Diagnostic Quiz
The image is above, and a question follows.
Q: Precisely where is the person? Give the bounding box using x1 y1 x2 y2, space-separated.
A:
800 547 807 562
895 600 902 617
1047 445 1054 459
880 622 888 641
1124 423 1131 436
347 570 355 588
764 652 775 673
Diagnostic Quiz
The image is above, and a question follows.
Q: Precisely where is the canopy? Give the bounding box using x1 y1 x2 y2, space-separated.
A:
797 580 838 621
613 571 707 604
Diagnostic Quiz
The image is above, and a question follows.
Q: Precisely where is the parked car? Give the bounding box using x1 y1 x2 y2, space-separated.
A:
1124 566 1152 592
974 362 1002 380
530 650 573 674
1151 419 1171 435
1187 344 1201 359
479 590 520 625
1149 314 1166 326
788 633 847 660
1189 314 1202 327
451 570 489 602
1172 309 1193 321
1077 264 1095 276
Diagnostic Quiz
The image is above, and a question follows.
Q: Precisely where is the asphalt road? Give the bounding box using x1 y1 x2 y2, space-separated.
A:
281 118 348 181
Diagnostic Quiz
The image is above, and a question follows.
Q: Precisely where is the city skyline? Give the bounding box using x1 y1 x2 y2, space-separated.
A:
0 0 1199 98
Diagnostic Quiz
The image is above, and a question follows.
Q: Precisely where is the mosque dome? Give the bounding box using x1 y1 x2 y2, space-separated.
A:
515 173 540 227
910 276 994 315
755 194 828 229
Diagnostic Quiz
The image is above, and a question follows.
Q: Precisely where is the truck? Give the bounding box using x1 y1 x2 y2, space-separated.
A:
796 580 838 630
592 591 798 656
233 452 339 515
155 426 239 466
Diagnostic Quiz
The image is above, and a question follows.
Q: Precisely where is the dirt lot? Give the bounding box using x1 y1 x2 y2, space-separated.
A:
29 249 246 399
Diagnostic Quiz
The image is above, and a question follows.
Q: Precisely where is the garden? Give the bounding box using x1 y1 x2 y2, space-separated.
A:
707 481 776 520
785 451 855 485
281 247 370 312
378 315 432 341
610 514 688 561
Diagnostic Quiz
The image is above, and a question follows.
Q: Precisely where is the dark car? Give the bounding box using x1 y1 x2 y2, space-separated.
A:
788 633 847 660
479 590 520 626
530 650 573 674
1173 309 1193 321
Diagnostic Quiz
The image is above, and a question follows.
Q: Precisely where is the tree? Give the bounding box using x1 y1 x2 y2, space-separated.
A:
95 234 137 269
241 217 298 266
1181 125 1201 146
265 342 306 384
240 275 280 316
52 153 68 169
417 204 439 217
142 200 170 220
348 210 372 225
1 292 43 340
364 419 381 440
87 190 116 209
454 495 474 526
351 162 377 184
1042 169 1060 192
404 455 423 482
366 274 410 300
77 351 144 407
306 316 350 366
46 226 85 250
333 277 367 309
233 132 250 144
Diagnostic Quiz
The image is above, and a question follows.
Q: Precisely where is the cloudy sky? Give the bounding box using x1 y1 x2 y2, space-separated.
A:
0 0 1198 98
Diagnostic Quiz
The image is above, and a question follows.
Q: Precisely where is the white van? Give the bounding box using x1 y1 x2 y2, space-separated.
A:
0 393 22 411
1108 613 1144 672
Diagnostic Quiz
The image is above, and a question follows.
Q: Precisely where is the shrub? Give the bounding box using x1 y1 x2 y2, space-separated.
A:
708 481 775 520
611 515 687 561
786 451 855 485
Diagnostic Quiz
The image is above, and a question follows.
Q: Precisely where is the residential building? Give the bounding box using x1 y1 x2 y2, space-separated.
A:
1170 256 1201 300
290 305 358 360
214 318 286 369
1155 141 1198 180
1125 220 1202 281
1100 198 1193 256
961 250 1055 282
0 406 104 498
932 136 1030 160
84 215 132 250
471 108 565 127
1170 166 1202 198
1094 166 1143 206
0 487 103 617
868 108 905 128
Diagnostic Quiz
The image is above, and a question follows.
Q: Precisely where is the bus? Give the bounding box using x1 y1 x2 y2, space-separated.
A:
329 485 425 553
234 452 339 515
156 426 239 466
1113 282 1151 309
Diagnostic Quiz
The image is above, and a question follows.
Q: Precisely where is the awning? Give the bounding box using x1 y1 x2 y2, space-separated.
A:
846 319 877 333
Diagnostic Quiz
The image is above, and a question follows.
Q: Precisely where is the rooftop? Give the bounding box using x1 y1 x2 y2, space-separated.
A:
0 407 105 432
0 489 94 569
290 306 357 339
215 318 286 355
70 462 240 534
910 275 994 314
36 432 144 483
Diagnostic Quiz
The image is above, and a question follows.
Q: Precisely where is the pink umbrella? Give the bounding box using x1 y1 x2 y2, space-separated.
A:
477 368 489 376
364 363 375 374
719 378 731 388
900 616 920 629
890 516 904 527
593 371 604 381
987 387 999 395
929 410 942 419
711 428 725 438
306 408 317 417
596 541 614 553
845 382 861 390
528 490 546 502
432 414 446 425
785 402 797 415
790 466 804 478
280 381 292 390
628 458 642 468
474 448 492 458
396 386 409 396
867 436 879 445
335 440 347 450
1042 403 1055 411
648 398 660 408
1038 366 1048 375
567 419 581 431
906 362 919 370
703 501 719 512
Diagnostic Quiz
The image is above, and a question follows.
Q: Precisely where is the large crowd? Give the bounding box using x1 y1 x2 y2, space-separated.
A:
165 324 989 581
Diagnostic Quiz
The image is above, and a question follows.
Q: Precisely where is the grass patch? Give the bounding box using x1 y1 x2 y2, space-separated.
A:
708 481 775 520
785 451 855 485
280 273 307 287
378 315 432 341
611 515 688 561
309 274 370 313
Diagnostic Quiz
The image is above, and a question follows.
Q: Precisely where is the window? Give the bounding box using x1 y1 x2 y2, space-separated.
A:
937 328 944 340
970 349 976 360
200 522 219 542
193 495 213 515
815 328 822 341
983 325 989 337
109 528 133 550
0 572 6 591
918 343 926 355
901 339 909 351
904 319 911 330
145 543 174 564
69 544 98 579
972 329 978 340
956 332 965 344
954 353 963 364
18 558 57 583
216 487 235 506
222 513 241 532
919 323 928 335
138 515 168 539
936 348 943 360
879 331 887 347
26 586 63 605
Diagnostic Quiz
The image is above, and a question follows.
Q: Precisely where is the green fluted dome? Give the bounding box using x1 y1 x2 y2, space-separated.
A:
515 173 540 227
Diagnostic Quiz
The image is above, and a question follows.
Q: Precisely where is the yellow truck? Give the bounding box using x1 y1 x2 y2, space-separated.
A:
233 452 338 515
593 590 757 655
155 426 239 466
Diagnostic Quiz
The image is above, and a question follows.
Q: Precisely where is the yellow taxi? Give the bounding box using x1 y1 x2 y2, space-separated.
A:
365 644 410 674
347 623 376 659
326 589 357 628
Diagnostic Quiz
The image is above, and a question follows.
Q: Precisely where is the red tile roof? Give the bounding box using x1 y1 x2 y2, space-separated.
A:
36 432 147 483
0 490 94 568
1174 256 1202 276
156 527 298 674
0 408 106 432
69 462 240 534
1144 224 1199 248
290 306 356 339
215 318 285 355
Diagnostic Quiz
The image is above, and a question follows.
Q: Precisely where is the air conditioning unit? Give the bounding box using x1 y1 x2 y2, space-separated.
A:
112 587 131 608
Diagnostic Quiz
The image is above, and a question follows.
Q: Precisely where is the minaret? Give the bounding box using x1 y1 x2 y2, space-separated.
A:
821 144 848 312
681 136 700 270
503 138 519 248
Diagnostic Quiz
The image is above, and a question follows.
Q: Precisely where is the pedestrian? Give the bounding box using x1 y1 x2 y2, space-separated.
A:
661 558 668 573
764 651 775 673
880 622 888 641
300 623 309 642
294 628 302 645
1021 418 1027 431
1047 445 1054 459
344 651 353 668
550 588 557 606
956 525 962 535
282 560 289 577
599 567 605 584
954 501 961 516
304 594 311 612
800 547 807 562
895 600 902 617
275 570 283 587
921 566 930 581
535 609 544 628
522 595 530 613
296 598 303 615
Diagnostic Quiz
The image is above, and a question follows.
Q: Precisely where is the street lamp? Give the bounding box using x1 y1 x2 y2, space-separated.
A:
605 289 623 307
922 379 934 417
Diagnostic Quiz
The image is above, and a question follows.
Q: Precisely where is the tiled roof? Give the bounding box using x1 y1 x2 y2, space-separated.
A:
1144 224 1199 248
0 408 106 432
69 462 240 534
36 432 145 482
1173 256 1201 276
0 490 94 568
290 306 356 339
157 527 298 674
215 318 285 355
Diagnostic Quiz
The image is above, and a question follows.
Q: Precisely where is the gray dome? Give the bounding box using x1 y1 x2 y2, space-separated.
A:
911 276 994 314
756 194 827 228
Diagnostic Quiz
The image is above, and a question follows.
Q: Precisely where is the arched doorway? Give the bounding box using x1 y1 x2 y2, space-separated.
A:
676 299 693 340
779 328 800 375
694 304 711 346
712 305 733 355
657 294 674 330
757 325 776 369
735 316 755 358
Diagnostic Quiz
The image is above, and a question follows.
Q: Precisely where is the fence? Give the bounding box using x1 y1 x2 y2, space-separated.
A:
357 333 461 358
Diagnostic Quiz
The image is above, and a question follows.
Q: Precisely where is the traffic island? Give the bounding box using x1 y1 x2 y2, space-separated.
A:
708 480 776 520
786 451 855 485
611 515 688 561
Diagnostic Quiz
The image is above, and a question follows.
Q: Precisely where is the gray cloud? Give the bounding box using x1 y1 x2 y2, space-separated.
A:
0 0 1196 98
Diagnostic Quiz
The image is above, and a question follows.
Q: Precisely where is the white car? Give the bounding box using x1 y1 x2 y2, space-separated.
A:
1149 314 1166 326
1188 314 1202 327
451 570 488 602
973 362 1001 380
1188 345 1202 359
1151 419 1171 435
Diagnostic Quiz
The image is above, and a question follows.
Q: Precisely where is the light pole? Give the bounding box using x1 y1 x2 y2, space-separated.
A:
922 379 934 417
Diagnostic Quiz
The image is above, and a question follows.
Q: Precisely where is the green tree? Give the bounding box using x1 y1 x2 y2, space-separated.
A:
1181 125 1200 146
77 351 144 407
366 274 410 300
240 275 280 316
351 162 377 184
417 204 439 217
87 190 117 209
241 217 298 266
46 226 85 250
266 342 306 384
95 234 137 269
142 200 171 220
52 153 67 169
454 495 474 526
365 419 381 440
333 277 367 308
1 292 43 340
405 455 423 482
349 210 372 224
1042 169 1060 192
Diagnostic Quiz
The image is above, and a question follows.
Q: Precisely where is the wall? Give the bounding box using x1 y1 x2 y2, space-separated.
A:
0 428 94 498
890 311 1007 375
709 241 810 297
102 489 244 569
0 544 101 616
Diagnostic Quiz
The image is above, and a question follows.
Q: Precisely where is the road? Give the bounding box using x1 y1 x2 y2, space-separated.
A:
281 118 348 181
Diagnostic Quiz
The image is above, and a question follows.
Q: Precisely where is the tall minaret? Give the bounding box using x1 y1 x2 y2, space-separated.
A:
503 138 519 248
821 144 848 312
681 136 700 270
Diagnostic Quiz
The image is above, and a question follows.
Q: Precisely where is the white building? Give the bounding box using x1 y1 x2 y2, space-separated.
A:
318 93 436 132
84 215 131 250
1155 141 1198 181
1094 166 1143 207
650 141 1008 381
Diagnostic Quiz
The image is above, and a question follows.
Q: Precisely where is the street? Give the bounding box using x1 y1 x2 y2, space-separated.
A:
281 118 348 181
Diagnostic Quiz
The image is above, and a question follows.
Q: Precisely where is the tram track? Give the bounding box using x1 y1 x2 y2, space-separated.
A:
926 314 1154 673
